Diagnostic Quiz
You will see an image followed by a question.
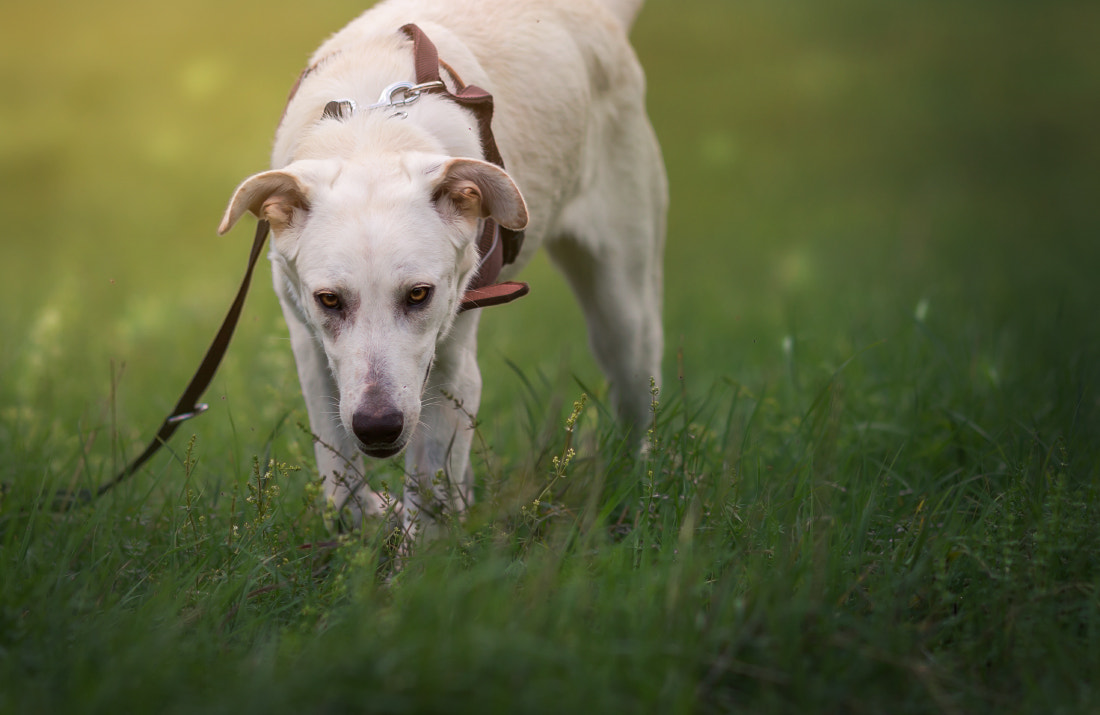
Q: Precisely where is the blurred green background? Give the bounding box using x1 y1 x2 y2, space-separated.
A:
1 0 1097 479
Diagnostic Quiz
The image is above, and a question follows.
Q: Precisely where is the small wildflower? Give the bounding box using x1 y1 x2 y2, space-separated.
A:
914 297 930 323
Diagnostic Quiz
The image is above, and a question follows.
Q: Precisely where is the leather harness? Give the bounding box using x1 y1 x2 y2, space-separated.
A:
398 23 528 310
78 24 528 503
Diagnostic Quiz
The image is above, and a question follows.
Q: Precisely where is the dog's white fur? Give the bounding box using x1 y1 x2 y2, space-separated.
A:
220 0 666 536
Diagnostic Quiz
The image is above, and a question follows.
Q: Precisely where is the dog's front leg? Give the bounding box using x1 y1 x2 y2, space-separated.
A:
274 269 386 527
402 311 482 540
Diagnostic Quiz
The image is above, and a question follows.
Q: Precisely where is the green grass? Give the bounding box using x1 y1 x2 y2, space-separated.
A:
2 0 1099 712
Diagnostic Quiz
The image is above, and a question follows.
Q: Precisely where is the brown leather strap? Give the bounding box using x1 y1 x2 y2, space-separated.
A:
459 281 530 312
464 220 504 310
399 24 526 269
405 24 441 84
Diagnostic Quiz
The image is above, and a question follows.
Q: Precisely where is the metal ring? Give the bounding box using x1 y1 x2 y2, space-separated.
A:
322 98 358 120
371 81 415 109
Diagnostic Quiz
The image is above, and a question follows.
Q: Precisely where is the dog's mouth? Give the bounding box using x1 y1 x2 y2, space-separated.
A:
357 442 405 459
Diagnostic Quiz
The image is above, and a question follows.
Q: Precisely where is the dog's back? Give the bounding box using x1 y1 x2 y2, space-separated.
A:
599 0 646 29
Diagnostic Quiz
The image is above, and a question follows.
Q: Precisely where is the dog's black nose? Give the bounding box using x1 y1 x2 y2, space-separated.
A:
352 408 404 446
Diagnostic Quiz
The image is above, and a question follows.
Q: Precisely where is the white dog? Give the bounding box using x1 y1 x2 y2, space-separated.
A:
219 0 666 536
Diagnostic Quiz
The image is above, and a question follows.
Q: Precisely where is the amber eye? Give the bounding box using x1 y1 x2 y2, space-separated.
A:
407 285 432 306
315 291 342 310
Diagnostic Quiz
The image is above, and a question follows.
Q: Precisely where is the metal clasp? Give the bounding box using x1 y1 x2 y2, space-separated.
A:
167 403 210 425
368 80 445 110
321 81 445 123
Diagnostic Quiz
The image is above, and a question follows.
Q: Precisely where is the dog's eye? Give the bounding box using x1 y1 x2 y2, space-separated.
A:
315 291 342 310
407 285 432 306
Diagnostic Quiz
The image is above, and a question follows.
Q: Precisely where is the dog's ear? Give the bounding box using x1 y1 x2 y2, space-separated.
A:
431 158 528 231
218 170 311 236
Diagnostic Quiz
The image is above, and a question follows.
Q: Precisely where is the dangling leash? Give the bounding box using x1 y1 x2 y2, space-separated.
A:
50 218 272 509
57 24 527 506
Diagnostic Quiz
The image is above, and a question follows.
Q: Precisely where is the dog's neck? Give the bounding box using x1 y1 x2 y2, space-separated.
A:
272 31 485 169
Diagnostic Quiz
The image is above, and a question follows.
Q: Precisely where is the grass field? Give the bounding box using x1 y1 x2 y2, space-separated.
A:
2 0 1099 712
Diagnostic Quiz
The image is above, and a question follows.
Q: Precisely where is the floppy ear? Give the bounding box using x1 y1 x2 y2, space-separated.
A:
432 158 528 231
218 170 311 236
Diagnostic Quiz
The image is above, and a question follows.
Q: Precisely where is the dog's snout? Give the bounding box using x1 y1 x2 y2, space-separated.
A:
352 408 404 447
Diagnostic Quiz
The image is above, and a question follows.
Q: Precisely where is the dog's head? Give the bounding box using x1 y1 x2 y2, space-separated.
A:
219 154 527 457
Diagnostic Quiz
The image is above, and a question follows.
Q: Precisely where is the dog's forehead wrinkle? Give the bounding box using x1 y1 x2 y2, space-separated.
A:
323 160 397 194
310 161 429 219
328 162 344 189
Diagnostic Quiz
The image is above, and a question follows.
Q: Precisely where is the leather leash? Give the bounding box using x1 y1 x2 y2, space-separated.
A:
51 218 272 509
63 24 527 504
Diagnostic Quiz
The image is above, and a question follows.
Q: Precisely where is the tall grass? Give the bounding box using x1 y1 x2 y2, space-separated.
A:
2 0 1099 712
3 310 1097 712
